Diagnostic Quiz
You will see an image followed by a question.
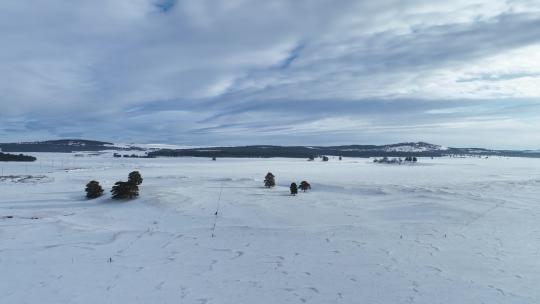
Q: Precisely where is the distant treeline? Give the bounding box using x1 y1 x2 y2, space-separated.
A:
149 148 443 158
113 153 155 158
148 145 540 159
0 152 36 162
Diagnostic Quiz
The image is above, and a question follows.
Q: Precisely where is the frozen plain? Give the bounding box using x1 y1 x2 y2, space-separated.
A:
1 153 539 304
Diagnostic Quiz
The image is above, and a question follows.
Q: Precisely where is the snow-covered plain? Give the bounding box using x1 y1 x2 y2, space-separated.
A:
1 154 539 303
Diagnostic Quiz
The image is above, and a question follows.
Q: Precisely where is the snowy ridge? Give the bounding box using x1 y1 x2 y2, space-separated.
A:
382 142 448 152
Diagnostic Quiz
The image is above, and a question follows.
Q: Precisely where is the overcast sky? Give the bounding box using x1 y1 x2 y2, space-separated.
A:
1 0 540 148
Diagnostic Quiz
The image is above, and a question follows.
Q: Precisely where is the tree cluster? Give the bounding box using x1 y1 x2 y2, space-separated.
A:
113 153 154 159
111 181 139 199
373 157 401 164
84 171 143 201
111 171 143 199
0 152 36 162
291 180 311 195
373 156 418 164
264 173 312 196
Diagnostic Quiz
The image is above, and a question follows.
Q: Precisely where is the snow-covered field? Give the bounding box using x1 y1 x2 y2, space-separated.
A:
1 154 539 303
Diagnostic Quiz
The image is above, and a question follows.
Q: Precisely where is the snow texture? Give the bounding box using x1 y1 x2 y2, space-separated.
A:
1 153 539 303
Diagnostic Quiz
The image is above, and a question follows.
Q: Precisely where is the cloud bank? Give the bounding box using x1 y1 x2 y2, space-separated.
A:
1 0 540 148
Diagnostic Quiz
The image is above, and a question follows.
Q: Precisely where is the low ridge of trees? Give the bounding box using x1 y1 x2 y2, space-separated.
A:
264 172 275 188
0 152 36 162
113 153 154 159
374 156 419 164
290 183 298 195
85 180 104 199
373 156 400 164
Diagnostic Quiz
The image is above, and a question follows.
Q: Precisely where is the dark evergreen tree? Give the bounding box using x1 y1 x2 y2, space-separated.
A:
308 155 315 161
290 183 298 195
339 156 342 161
413 157 418 162
85 180 104 199
111 181 139 199
322 156 329 162
264 172 275 188
128 171 143 185
299 181 311 192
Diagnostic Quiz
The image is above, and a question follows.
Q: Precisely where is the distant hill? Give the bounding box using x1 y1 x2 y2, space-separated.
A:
0 139 142 153
148 142 540 158
2 140 538 158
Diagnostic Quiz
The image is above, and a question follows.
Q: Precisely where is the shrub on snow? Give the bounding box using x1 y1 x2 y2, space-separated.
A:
85 180 104 199
290 183 298 195
264 172 275 188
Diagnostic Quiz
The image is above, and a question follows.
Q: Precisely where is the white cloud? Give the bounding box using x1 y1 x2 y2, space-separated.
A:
1 0 540 148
